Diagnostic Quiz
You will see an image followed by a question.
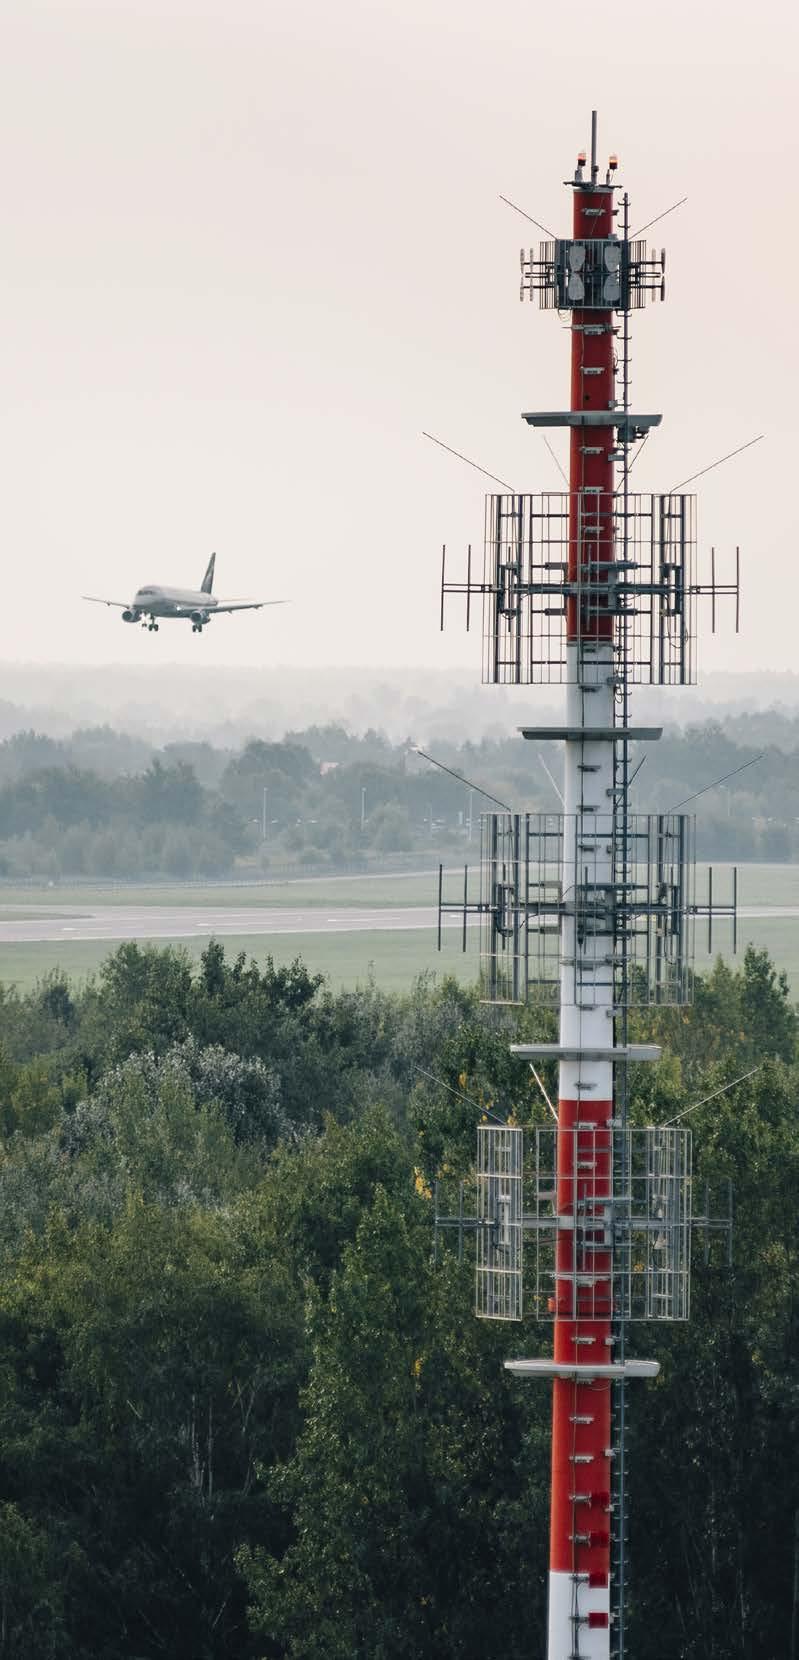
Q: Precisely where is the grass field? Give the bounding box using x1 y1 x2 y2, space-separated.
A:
0 928 481 993
0 911 795 996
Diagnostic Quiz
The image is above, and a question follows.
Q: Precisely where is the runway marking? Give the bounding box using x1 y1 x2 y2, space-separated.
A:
0 901 793 948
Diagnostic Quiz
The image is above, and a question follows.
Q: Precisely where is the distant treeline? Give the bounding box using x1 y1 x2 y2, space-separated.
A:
0 714 797 879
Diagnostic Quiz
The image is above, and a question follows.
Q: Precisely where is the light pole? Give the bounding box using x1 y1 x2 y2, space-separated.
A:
262 786 268 842
361 786 367 833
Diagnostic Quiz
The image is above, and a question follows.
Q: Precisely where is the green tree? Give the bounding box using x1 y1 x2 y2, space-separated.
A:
0 1501 68 1657
0 1195 304 1659
367 802 413 853
627 1056 799 1659
91 942 194 1062
240 1178 548 1659
133 758 205 826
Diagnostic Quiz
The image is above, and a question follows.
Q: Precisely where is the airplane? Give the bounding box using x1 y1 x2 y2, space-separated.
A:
83 553 285 633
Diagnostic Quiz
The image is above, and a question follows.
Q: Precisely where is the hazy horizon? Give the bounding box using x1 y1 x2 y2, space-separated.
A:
0 663 798 748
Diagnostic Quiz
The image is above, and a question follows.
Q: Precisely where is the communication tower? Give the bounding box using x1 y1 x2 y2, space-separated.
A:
434 114 739 1660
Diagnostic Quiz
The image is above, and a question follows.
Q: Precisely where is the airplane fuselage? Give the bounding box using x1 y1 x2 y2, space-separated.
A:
128 585 219 620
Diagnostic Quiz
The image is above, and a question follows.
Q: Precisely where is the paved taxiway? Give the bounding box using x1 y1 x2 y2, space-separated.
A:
0 901 792 946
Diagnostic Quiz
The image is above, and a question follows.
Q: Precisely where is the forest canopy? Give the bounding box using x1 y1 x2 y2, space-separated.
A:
0 940 792 1657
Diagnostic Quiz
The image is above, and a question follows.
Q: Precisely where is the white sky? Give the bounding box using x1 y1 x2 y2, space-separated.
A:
1 0 795 674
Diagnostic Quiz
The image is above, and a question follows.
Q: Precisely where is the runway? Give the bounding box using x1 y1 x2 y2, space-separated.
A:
0 901 792 946
0 904 451 944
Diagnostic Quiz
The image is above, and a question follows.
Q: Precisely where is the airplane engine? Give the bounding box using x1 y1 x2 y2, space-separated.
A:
122 609 140 623
190 610 209 627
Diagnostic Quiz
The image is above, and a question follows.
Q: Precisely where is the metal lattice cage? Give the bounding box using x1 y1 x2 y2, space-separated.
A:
478 811 695 1009
531 1125 692 1322
481 491 697 687
475 1125 524 1320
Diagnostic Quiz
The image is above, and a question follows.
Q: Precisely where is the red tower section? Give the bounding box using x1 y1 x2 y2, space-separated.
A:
567 182 616 647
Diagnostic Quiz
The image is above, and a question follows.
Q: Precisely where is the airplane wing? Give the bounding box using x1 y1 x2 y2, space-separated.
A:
212 600 288 614
82 595 130 608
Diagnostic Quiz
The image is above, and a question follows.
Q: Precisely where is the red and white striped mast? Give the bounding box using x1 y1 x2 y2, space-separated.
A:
435 104 740 1660
495 114 670 1659
547 112 620 1660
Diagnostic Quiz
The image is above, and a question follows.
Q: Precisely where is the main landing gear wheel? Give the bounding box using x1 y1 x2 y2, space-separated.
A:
191 623 203 633
146 620 159 632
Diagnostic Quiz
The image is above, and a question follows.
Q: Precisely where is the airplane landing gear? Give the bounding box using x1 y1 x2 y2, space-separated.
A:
145 619 159 632
191 623 203 633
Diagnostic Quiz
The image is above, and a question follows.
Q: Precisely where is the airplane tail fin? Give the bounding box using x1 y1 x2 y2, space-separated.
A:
201 552 216 595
